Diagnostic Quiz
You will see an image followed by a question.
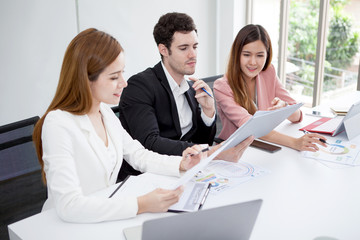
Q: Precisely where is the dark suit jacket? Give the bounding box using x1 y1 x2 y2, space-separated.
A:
119 62 216 156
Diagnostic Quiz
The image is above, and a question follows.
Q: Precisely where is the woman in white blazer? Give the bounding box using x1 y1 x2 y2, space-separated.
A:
32 28 211 223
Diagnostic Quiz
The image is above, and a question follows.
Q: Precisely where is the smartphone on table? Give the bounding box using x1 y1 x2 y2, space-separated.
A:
250 139 281 153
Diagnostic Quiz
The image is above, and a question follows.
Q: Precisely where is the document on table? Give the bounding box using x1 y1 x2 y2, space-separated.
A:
193 160 270 194
302 139 360 166
109 173 211 212
169 103 302 190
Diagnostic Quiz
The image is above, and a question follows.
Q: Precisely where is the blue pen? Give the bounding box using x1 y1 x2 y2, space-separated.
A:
201 87 213 98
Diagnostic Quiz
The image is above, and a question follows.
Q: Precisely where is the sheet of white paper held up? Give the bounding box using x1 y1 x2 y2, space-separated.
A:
168 103 303 190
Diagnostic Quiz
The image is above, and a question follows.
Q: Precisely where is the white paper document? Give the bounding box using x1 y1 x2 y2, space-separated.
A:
169 103 302 189
223 103 303 151
193 160 270 194
168 138 233 189
302 138 360 166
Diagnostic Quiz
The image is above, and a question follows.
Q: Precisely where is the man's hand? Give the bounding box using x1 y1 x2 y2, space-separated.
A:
180 145 207 171
189 77 215 118
209 136 254 162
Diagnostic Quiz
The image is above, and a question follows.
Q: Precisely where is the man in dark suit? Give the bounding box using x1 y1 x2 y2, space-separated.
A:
119 61 216 155
118 12 253 180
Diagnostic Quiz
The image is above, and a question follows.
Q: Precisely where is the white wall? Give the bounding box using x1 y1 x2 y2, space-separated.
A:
252 0 280 61
216 0 247 74
0 0 245 126
0 0 77 125
77 0 217 81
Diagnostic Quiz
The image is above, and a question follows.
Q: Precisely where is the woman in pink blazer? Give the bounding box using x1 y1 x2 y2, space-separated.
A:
214 24 326 152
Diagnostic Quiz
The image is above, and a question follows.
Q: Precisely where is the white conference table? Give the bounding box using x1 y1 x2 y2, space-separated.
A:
8 113 360 240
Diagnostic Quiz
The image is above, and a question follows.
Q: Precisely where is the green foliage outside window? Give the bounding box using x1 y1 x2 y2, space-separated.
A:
288 0 359 95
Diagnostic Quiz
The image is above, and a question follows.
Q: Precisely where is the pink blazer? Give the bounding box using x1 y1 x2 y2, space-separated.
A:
213 64 302 140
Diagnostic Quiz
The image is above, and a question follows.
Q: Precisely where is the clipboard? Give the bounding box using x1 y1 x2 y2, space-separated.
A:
109 175 211 212
168 182 211 212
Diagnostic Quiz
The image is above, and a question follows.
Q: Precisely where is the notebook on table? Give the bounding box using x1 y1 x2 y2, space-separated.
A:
330 105 349 116
123 199 263 240
300 100 360 137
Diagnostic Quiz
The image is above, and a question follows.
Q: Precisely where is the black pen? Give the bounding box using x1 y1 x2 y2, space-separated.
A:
302 130 328 144
189 147 210 157
109 175 130 198
198 183 211 210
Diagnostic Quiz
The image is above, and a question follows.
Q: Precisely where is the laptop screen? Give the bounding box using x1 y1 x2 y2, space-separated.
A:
123 199 262 240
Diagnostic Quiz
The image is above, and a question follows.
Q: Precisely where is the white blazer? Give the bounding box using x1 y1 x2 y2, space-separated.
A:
41 103 182 223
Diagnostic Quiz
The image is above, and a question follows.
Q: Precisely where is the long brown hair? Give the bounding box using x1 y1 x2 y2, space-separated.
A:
33 28 123 183
226 24 272 114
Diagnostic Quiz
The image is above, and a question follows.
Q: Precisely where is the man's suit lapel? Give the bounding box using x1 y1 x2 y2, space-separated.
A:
153 62 182 136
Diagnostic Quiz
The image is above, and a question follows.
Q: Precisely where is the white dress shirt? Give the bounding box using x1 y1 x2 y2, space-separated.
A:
161 62 215 137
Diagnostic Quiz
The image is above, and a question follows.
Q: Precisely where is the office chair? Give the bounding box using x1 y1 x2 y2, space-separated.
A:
201 74 223 90
111 105 120 117
201 74 224 143
0 116 47 240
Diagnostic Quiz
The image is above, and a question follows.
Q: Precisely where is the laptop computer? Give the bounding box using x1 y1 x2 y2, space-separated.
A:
300 100 360 137
123 199 262 240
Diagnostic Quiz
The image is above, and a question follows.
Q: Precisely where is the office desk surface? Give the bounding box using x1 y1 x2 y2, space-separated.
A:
8 116 360 240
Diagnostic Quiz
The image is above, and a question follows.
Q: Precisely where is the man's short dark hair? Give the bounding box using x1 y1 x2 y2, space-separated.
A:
153 12 197 52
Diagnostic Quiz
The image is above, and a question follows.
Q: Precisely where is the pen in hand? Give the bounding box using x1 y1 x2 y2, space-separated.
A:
302 130 328 144
189 76 213 98
201 87 213 98
188 147 210 157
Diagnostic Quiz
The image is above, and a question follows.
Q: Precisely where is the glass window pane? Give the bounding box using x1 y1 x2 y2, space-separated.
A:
287 0 320 107
322 0 360 104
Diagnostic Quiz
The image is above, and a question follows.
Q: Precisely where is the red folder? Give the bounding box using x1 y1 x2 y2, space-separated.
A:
299 117 336 135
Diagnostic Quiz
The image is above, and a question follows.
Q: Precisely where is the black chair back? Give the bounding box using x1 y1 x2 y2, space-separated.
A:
0 116 47 240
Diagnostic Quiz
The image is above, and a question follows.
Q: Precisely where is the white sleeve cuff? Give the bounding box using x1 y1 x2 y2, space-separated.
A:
200 108 216 126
